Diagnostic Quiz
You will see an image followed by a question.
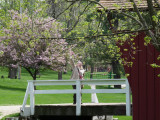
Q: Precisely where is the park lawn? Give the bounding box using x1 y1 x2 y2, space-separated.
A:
0 68 131 105
114 116 132 120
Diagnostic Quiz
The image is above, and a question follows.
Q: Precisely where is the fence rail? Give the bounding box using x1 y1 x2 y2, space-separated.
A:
21 79 131 116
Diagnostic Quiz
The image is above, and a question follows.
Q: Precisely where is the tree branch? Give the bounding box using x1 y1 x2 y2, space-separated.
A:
41 28 152 40
66 0 106 10
25 67 34 79
66 1 92 33
130 0 148 29
147 0 156 28
40 1 76 25
130 0 160 48
119 12 143 29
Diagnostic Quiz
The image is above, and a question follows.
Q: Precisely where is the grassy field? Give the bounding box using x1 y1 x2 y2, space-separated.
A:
0 67 132 119
114 116 132 120
0 68 131 105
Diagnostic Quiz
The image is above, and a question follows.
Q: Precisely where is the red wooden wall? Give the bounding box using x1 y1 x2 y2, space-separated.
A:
118 32 160 120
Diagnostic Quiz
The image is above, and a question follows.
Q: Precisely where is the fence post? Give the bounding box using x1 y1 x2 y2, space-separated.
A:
126 79 131 116
76 80 81 116
29 82 35 116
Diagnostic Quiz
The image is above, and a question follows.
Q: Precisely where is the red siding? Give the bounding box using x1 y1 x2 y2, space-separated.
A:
118 32 160 120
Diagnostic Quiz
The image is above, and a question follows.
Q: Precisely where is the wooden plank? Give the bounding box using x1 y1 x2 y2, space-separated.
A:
82 89 126 93
29 79 126 86
126 80 131 116
146 42 156 120
34 89 126 94
76 80 81 116
21 83 30 112
122 33 142 119
82 79 126 85
138 32 147 120
31 80 76 86
34 90 76 94
29 82 35 116
98 0 160 10
130 33 140 120
117 35 133 117
154 49 160 120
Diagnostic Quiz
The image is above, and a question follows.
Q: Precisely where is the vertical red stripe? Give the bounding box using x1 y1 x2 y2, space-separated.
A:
146 44 155 120
138 33 147 120
155 50 160 120
130 34 139 120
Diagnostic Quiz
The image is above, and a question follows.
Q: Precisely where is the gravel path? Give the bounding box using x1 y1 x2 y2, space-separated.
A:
0 105 21 119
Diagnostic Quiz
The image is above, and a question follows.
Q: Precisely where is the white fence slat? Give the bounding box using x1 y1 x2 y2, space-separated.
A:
82 79 126 85
33 80 76 86
126 79 131 116
29 82 35 115
82 89 126 93
76 80 81 116
21 83 30 112
35 90 76 94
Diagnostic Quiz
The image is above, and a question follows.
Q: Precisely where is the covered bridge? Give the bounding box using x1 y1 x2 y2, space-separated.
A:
98 0 160 120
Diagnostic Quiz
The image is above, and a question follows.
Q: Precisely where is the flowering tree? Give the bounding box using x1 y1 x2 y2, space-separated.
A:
0 10 69 80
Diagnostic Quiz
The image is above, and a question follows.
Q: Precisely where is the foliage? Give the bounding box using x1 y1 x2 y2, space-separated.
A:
0 0 48 28
48 0 160 70
46 1 127 78
0 10 69 80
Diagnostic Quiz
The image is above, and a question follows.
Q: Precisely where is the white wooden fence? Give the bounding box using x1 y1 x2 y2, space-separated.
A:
20 79 131 116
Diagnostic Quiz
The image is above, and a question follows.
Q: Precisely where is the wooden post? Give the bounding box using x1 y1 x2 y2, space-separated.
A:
126 79 131 116
29 82 35 115
76 80 81 116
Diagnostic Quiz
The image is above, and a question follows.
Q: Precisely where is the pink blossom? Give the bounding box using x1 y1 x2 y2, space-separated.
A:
0 10 74 80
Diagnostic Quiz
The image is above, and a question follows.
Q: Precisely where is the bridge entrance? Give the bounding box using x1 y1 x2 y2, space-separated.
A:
20 79 131 118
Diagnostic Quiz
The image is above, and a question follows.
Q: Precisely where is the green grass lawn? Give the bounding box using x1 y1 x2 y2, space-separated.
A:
114 116 132 120
0 68 131 105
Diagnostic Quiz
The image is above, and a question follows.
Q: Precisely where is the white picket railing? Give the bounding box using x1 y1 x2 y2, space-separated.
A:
21 79 131 116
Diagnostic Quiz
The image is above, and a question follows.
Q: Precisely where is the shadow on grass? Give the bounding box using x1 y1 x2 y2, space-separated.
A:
0 85 26 92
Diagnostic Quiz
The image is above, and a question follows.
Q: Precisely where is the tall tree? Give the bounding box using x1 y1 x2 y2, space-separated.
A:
0 10 69 80
47 0 160 75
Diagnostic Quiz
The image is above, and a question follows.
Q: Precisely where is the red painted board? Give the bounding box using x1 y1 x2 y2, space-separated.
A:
138 33 147 120
146 44 156 120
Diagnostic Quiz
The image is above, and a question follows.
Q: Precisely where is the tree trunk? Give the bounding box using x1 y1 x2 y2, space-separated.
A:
18 65 21 79
8 67 17 79
33 77 37 90
58 71 62 80
90 65 94 79
112 60 121 89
